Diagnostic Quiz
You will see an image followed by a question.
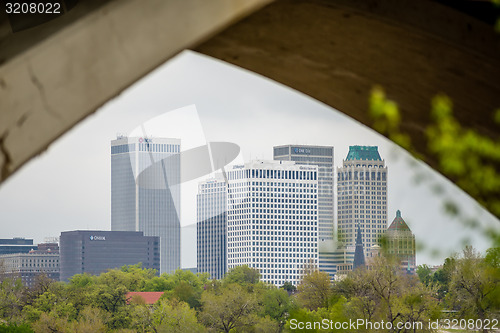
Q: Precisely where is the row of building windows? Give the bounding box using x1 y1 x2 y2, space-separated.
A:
229 169 317 181
338 171 386 181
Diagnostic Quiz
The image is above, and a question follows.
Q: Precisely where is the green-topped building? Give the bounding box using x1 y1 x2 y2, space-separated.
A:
337 146 388 255
385 210 416 274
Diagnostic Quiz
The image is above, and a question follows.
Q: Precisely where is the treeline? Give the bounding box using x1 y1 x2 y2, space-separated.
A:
0 246 498 332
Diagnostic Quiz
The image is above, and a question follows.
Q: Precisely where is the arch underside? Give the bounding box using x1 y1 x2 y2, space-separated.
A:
1 0 499 214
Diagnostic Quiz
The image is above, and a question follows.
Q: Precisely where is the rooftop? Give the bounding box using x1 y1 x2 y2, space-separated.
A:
126 292 164 305
387 210 412 232
345 146 382 161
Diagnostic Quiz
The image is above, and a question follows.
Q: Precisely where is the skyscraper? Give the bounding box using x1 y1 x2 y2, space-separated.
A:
226 160 318 286
385 210 416 274
273 145 335 279
197 176 227 279
111 136 181 274
337 146 388 254
273 145 334 247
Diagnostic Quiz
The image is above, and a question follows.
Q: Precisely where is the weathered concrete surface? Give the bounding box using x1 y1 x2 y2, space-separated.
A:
196 0 500 169
0 0 272 182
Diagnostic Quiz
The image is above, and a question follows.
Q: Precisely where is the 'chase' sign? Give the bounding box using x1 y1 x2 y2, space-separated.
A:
89 235 106 241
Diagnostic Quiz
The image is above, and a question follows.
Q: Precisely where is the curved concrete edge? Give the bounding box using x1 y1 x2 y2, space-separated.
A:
195 0 500 174
0 0 273 182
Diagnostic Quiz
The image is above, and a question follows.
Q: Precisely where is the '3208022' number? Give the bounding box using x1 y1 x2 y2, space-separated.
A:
6 2 61 14
442 318 498 331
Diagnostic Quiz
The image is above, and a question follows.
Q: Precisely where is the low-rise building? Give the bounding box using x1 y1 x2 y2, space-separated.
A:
59 230 160 281
0 245 60 287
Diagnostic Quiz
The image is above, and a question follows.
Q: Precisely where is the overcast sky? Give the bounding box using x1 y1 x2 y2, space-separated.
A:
0 50 498 267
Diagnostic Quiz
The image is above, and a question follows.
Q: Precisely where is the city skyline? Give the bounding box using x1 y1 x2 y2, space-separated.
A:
0 51 497 267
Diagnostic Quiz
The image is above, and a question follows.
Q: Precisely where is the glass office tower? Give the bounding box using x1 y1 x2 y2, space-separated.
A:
196 176 227 279
273 145 334 248
111 135 180 274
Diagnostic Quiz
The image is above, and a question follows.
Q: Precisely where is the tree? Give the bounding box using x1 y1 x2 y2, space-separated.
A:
281 281 296 293
161 270 207 309
297 270 331 310
336 268 378 322
22 287 76 323
31 307 108 333
0 323 33 333
31 312 69 333
223 265 260 287
200 283 258 332
69 307 108 333
338 256 439 333
261 288 294 331
0 275 23 321
132 299 205 333
369 87 500 241
447 246 500 330
416 265 432 287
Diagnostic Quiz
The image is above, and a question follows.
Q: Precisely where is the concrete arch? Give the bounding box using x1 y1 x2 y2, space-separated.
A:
1 0 499 213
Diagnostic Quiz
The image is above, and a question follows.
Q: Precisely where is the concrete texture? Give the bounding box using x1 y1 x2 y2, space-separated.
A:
0 0 272 181
196 0 500 171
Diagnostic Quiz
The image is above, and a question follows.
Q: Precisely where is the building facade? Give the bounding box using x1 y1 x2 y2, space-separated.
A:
0 238 36 255
0 244 60 287
318 247 354 280
385 210 416 274
337 146 388 254
273 145 334 248
59 230 160 281
197 176 227 279
227 160 318 286
274 145 335 279
111 135 181 274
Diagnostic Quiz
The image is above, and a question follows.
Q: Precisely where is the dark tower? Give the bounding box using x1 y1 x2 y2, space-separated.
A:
353 223 365 269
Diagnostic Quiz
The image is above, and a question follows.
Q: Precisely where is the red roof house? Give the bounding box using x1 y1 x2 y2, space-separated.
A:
126 292 164 305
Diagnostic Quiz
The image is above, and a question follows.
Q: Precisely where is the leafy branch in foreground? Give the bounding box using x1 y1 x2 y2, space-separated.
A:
369 86 500 246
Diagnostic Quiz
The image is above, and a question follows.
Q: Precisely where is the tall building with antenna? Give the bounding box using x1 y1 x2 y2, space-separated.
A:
111 135 181 274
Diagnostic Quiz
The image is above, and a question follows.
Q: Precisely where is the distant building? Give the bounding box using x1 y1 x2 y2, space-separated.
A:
32 243 59 254
197 176 227 279
337 146 388 254
318 247 355 280
111 135 181 274
335 262 354 277
0 243 60 287
385 210 416 274
0 238 36 255
226 160 318 286
59 230 160 281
